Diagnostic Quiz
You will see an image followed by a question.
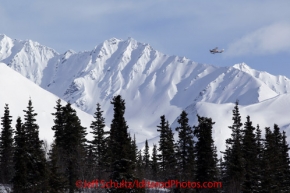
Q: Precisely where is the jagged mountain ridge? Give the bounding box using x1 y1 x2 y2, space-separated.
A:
1 34 290 144
0 34 59 85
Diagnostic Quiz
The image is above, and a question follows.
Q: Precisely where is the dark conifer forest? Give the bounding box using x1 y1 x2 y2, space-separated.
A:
0 96 290 192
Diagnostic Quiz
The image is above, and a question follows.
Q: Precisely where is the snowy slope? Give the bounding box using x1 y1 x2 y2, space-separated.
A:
0 63 94 144
233 63 290 95
144 94 290 156
0 34 59 85
1 35 290 150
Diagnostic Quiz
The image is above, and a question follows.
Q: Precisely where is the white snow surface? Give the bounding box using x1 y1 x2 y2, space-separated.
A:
1 34 290 154
0 62 94 145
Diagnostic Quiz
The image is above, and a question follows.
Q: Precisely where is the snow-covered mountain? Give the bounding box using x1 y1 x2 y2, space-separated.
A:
0 62 94 144
1 34 290 153
0 34 59 85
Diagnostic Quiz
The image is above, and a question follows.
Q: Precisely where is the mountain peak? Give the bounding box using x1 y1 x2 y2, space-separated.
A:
232 62 251 70
126 37 151 47
0 34 8 39
105 37 121 45
0 34 13 44
63 49 75 55
126 37 135 41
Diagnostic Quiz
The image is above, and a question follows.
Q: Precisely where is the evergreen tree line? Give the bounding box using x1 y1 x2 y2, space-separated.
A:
0 97 289 193
221 101 290 192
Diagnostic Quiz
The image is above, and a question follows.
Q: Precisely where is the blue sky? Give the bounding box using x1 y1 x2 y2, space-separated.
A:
1 0 290 77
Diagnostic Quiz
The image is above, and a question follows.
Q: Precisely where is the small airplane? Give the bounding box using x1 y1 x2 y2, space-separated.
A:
210 47 224 54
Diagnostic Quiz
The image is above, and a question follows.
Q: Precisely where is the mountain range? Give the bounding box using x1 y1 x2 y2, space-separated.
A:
1 34 290 154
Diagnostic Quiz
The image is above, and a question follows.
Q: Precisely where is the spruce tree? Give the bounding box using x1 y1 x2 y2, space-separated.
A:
47 142 67 193
143 139 150 179
222 100 244 192
61 103 87 193
217 157 223 182
157 115 176 181
136 150 144 179
23 99 48 192
12 117 28 193
261 124 289 192
157 115 167 175
90 103 108 179
85 144 96 181
272 124 284 190
49 100 67 190
255 125 263 192
51 99 65 147
260 125 290 192
131 134 138 166
193 115 218 184
261 127 279 192
50 100 87 193
151 144 158 181
280 131 290 191
107 95 141 193
241 116 258 192
0 104 14 184
175 110 195 182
